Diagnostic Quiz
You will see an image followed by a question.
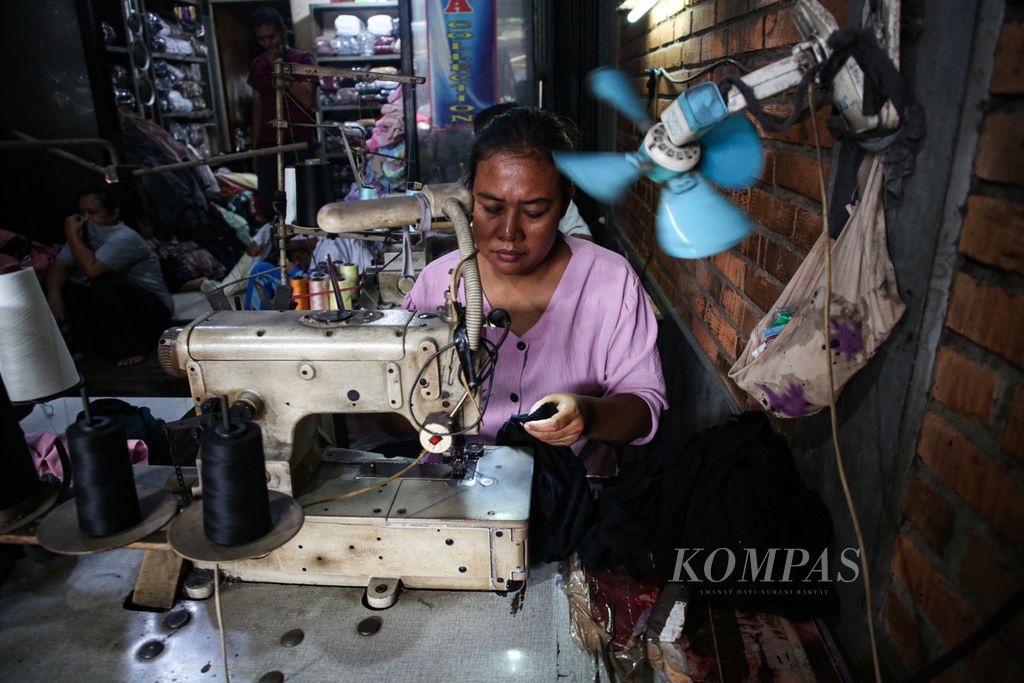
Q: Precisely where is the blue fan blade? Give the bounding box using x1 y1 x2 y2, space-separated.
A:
656 173 752 259
587 68 654 131
698 115 764 189
553 152 643 205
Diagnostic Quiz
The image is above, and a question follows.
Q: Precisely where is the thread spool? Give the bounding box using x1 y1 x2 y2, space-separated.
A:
200 419 272 546
290 276 310 310
309 273 330 310
337 262 358 310
0 373 42 510
0 269 80 403
295 159 333 227
67 414 142 536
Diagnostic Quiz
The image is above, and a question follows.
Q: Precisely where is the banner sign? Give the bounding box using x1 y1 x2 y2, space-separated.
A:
427 0 497 128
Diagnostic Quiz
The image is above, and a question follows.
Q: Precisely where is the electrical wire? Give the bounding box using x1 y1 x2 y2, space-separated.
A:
808 85 882 683
654 59 751 85
214 564 230 683
302 448 428 508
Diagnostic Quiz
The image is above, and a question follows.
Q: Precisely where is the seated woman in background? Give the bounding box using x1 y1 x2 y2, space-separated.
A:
46 186 173 367
403 108 666 476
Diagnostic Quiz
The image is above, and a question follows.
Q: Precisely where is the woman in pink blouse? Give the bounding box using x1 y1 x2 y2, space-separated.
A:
405 107 667 476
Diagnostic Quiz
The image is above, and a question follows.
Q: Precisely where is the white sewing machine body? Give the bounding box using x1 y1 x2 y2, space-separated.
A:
160 305 531 594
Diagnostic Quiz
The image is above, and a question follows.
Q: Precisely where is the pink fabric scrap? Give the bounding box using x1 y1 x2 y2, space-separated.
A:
25 432 149 480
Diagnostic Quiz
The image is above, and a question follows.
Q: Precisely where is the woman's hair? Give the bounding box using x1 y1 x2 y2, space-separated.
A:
78 185 119 214
251 7 286 32
467 107 581 201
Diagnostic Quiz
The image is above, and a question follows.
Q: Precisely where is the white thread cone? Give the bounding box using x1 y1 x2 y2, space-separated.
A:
0 268 79 402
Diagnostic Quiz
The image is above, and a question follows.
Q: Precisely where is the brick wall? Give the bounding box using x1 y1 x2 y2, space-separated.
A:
614 0 846 410
612 0 1022 678
882 6 1024 679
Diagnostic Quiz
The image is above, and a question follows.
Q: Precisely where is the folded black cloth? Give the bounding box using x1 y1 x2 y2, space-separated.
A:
495 403 594 563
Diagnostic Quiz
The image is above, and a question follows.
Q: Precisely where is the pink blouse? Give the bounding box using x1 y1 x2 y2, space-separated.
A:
404 236 667 476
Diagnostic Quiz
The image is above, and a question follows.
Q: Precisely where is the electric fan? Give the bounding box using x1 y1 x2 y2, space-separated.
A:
553 68 764 259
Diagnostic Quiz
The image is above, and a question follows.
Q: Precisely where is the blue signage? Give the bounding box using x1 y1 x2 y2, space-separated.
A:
427 0 497 128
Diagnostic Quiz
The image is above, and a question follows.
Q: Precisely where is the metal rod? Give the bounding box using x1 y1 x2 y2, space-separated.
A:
277 62 424 84
274 57 287 286
4 134 108 176
7 130 120 165
132 142 310 176
80 386 92 424
325 258 345 311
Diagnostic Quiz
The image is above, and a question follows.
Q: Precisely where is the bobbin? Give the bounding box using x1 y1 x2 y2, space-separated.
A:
36 485 177 555
167 491 304 563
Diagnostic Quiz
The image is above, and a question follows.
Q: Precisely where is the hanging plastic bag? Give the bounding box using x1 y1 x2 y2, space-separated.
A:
728 154 905 418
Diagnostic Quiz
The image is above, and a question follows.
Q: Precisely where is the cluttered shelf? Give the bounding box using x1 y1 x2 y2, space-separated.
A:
152 51 208 64
161 110 215 120
310 1 398 11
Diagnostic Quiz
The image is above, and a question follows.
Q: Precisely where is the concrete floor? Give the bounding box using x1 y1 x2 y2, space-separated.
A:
0 549 597 682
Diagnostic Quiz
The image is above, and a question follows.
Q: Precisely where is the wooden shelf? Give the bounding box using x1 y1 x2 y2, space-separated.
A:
152 51 208 64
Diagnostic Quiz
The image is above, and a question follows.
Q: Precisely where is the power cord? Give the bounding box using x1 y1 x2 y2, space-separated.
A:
808 85 883 683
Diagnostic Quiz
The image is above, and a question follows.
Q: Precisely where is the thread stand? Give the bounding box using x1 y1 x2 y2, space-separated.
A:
37 485 177 555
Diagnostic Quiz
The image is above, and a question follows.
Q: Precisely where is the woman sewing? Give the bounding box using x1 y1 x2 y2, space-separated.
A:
404 108 667 476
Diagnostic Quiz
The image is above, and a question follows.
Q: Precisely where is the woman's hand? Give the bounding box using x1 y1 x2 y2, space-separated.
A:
64 214 85 240
523 393 591 447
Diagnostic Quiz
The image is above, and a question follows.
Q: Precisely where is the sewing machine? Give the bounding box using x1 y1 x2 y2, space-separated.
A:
158 184 531 601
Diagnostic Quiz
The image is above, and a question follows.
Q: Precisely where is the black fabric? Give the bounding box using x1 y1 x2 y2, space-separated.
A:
495 403 594 563
64 272 172 363
75 398 172 466
577 412 836 620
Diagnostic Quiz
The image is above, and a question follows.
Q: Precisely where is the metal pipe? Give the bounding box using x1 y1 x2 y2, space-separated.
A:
444 198 482 352
132 142 310 176
316 183 472 233
7 130 120 165
274 57 287 285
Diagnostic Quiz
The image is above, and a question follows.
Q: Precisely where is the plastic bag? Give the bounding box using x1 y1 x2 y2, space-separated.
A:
729 155 905 418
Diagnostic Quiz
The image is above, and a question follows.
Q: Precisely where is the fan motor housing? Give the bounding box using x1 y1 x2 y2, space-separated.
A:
643 123 702 173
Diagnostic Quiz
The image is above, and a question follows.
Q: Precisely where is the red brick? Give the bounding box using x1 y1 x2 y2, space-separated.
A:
744 264 783 312
701 28 727 61
652 0 686 24
960 533 1024 649
819 0 849 28
690 1 716 33
902 472 955 557
1004 386 1024 462
730 16 764 54
991 22 1024 95
716 0 748 23
720 285 747 325
738 232 765 268
883 591 925 666
748 187 797 238
918 411 1024 550
945 271 1024 368
674 11 692 39
764 7 801 48
754 103 834 148
649 20 675 49
930 346 999 426
692 317 719 363
740 305 762 335
679 37 701 65
711 250 745 287
891 534 979 646
705 304 740 360
762 239 803 286
975 112 1024 185
959 195 1024 275
758 148 775 185
773 150 829 201
968 638 1024 682
792 208 824 251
